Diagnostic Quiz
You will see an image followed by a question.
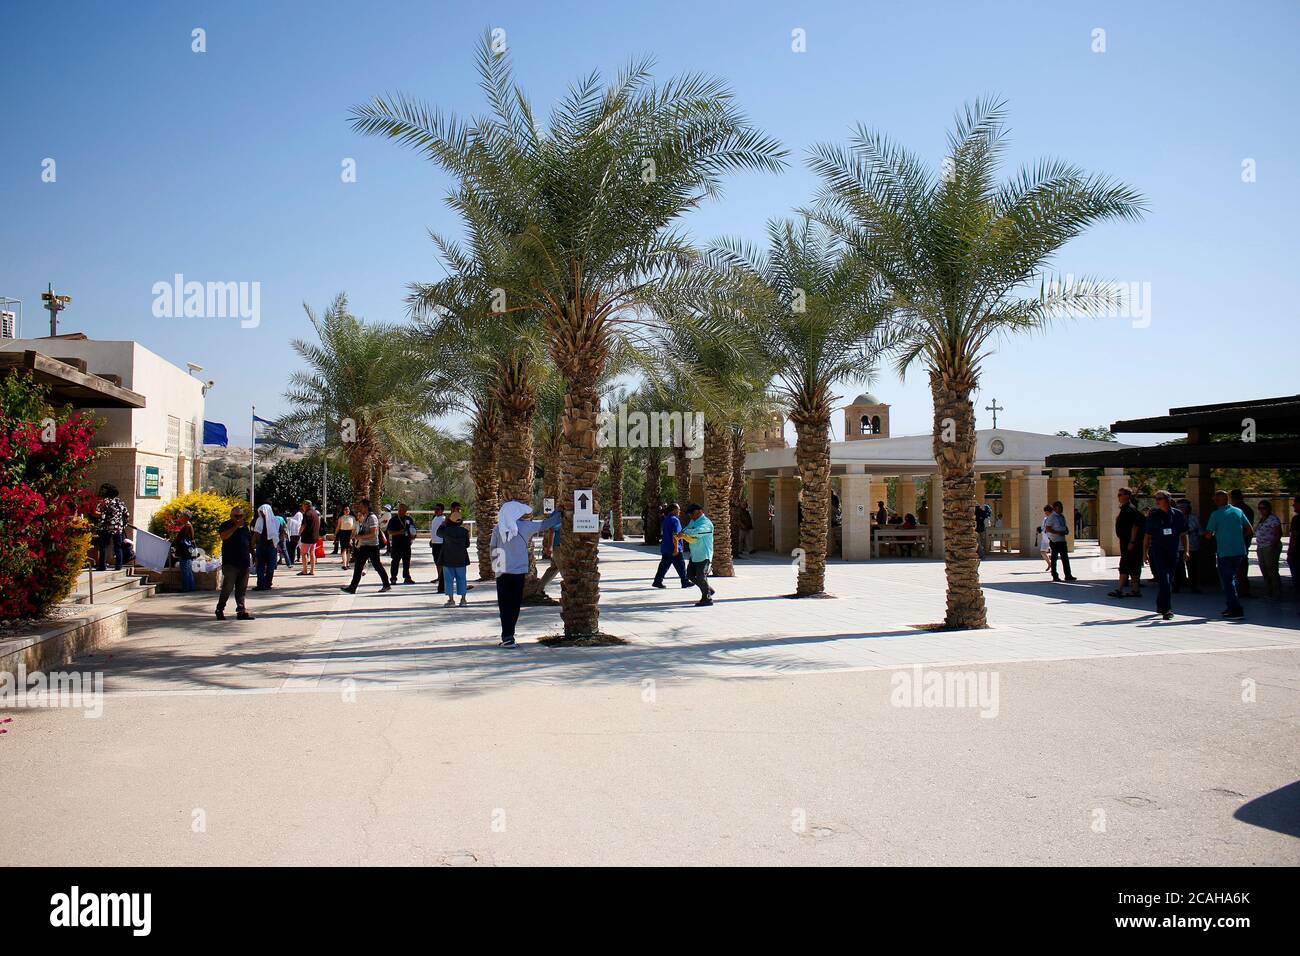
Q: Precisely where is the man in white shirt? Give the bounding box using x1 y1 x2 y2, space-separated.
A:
429 503 446 594
286 508 303 565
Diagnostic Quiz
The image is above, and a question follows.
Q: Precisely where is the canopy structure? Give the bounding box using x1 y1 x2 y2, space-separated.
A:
0 349 146 409
1044 396 1299 573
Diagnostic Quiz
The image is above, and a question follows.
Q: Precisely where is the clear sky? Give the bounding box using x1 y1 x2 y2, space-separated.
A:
2 0 1296 446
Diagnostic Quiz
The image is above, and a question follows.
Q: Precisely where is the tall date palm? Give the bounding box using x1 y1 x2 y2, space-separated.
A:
709 217 886 596
352 35 785 636
808 99 1146 627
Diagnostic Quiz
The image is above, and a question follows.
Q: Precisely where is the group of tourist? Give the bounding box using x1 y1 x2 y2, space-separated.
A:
1037 486 1299 622
206 497 565 646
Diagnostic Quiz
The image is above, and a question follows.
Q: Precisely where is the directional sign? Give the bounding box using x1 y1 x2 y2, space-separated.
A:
573 489 598 533
543 497 555 515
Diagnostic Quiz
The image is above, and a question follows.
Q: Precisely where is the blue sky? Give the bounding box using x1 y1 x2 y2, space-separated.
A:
2 0 1297 446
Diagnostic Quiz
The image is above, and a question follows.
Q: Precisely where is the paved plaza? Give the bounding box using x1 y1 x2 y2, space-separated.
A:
3 542 1298 865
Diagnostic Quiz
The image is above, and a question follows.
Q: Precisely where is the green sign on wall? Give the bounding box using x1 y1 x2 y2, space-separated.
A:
139 465 161 498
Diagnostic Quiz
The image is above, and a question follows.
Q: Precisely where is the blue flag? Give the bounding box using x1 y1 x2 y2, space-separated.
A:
202 420 229 447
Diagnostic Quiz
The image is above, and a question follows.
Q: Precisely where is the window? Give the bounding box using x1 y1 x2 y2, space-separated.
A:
871 415 881 434
166 415 180 454
860 415 870 435
183 420 195 458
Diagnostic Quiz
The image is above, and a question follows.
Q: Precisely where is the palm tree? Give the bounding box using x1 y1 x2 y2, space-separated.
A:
352 35 785 636
278 293 447 504
808 99 1146 626
709 217 886 595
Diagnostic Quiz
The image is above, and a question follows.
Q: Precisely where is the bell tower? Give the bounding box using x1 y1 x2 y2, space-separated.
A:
844 393 889 441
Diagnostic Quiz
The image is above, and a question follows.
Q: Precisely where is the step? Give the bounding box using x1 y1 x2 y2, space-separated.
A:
105 581 156 608
67 568 156 605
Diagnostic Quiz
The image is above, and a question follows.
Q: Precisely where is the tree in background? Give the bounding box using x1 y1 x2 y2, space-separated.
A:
278 293 447 504
255 458 353 518
709 216 886 596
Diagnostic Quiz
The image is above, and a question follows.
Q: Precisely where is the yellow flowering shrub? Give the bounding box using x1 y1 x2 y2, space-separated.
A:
148 490 249 555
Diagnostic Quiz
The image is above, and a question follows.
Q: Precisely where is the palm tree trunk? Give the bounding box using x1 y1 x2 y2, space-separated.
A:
541 439 560 558
471 403 500 580
558 376 602 636
345 445 372 506
731 427 746 503
495 358 535 505
672 445 689 503
703 419 734 577
643 448 661 545
610 451 625 540
931 369 987 629
793 412 831 596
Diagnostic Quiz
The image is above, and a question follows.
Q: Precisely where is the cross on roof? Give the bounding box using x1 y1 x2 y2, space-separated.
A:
984 398 1004 429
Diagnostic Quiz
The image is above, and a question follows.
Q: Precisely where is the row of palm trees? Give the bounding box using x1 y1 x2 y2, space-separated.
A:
284 34 1145 637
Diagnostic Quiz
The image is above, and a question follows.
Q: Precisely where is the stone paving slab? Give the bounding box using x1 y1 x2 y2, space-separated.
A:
73 539 1300 698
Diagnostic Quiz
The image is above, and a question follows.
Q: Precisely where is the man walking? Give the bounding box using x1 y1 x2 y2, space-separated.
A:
341 499 391 594
678 503 716 607
215 505 255 620
428 503 447 593
651 502 691 589
298 500 320 576
1109 487 1145 599
1045 500 1077 582
387 501 417 584
1143 490 1187 620
1205 490 1252 619
252 501 279 590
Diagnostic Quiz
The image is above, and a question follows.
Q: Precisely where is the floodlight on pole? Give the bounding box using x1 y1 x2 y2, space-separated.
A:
40 283 72 336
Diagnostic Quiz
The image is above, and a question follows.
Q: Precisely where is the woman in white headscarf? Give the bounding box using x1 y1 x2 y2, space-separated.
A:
489 500 563 647
252 502 280 590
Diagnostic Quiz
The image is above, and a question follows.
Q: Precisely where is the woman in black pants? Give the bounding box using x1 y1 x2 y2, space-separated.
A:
340 500 391 593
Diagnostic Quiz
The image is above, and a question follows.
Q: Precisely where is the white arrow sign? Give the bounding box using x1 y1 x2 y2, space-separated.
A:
573 489 598 533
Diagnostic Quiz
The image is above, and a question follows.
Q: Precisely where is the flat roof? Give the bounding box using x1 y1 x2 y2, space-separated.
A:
1111 395 1300 435
1047 439 1300 470
0 350 146 409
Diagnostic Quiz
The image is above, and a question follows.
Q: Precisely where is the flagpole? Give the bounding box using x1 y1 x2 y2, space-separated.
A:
249 404 256 509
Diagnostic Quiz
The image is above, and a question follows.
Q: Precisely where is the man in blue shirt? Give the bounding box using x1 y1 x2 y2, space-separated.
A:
1143 490 1187 620
651 502 691 589
1205 490 1253 618
678 503 716 607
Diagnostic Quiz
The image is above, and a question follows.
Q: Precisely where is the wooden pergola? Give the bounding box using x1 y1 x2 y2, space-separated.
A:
0 349 145 409
1046 395 1299 571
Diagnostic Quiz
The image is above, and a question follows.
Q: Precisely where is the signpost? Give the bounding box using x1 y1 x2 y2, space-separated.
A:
138 465 161 498
543 497 555 515
572 489 598 533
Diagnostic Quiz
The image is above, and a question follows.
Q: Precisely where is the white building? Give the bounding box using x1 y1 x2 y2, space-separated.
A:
0 334 207 530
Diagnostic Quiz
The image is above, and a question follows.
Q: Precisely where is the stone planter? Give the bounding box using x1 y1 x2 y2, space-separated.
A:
148 567 223 592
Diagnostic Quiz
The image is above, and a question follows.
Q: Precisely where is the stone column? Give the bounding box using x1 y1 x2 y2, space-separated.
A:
773 474 800 557
748 477 771 551
927 473 944 558
840 470 872 560
1049 469 1077 553
895 476 918 518
870 479 889 516
1182 462 1217 587
1095 469 1126 557
1018 471 1050 555
1004 471 1020 534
